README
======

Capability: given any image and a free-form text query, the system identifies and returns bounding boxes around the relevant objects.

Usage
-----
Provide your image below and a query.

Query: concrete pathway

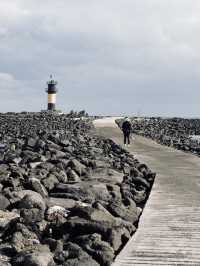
[93,117,123,128]
[94,118,200,266]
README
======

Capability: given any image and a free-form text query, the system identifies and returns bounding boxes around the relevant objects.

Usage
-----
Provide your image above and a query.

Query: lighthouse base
[48,103,56,111]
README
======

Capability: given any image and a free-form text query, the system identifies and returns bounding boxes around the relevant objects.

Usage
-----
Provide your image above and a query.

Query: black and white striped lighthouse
[46,75,58,111]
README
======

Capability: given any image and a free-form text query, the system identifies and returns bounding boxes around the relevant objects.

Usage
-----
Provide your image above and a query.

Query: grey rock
[94,160,110,169]
[132,176,150,189]
[108,198,139,223]
[0,210,20,236]
[42,174,59,191]
[47,197,77,209]
[35,139,46,150]
[74,233,114,266]
[11,226,39,252]
[10,190,42,204]
[52,150,66,158]
[47,141,62,151]
[18,192,46,211]
[71,203,115,224]
[106,184,122,200]
[55,242,99,266]
[29,162,43,169]
[29,178,48,197]
[0,254,11,266]
[63,216,134,251]
[26,137,37,148]
[0,195,10,210]
[107,225,131,251]
[39,162,55,172]
[67,168,81,183]
[68,159,86,176]
[132,187,147,204]
[56,170,68,183]
[90,183,112,202]
[53,183,95,202]
[20,208,45,224]
[13,251,55,266]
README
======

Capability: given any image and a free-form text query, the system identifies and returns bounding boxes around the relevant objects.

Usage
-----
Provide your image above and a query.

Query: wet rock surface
[0,112,155,265]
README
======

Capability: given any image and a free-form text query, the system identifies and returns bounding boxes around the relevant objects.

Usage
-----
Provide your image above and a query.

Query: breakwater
[117,117,200,156]
[0,113,155,266]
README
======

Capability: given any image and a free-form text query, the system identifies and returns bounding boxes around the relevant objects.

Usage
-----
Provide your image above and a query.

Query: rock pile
[0,112,155,266]
[117,117,200,155]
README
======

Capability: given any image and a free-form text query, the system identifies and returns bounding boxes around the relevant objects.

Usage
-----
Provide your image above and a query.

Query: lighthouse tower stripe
[48,93,56,104]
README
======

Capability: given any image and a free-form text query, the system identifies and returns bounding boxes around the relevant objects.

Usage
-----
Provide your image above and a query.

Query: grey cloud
[0,0,200,116]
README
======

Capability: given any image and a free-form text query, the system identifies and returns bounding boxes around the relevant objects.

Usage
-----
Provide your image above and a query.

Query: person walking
[122,117,132,146]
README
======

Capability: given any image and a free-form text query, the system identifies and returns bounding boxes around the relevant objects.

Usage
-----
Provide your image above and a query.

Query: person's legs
[127,133,130,145]
[123,132,126,144]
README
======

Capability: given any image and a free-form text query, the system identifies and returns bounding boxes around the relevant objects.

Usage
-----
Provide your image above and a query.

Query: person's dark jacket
[122,121,132,134]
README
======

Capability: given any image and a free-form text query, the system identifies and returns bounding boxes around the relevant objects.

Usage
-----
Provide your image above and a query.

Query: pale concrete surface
[93,117,123,128]
[94,118,200,266]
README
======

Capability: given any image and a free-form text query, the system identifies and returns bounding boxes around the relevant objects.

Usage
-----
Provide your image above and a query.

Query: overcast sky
[0,0,200,116]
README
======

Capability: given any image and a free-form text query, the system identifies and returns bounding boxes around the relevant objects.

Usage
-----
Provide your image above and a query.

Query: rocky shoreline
[0,113,155,266]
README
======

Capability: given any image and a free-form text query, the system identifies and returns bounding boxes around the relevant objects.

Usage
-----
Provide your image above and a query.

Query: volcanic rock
[11,224,40,252]
[42,174,59,191]
[68,159,87,176]
[29,178,48,197]
[0,112,155,265]
[74,233,114,266]
[18,191,46,211]
[66,168,81,183]
[107,198,139,223]
[0,210,20,237]
[12,250,55,266]
[0,195,10,210]
[54,242,99,266]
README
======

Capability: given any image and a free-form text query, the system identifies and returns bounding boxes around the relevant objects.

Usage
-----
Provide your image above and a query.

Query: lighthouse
[46,75,58,111]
